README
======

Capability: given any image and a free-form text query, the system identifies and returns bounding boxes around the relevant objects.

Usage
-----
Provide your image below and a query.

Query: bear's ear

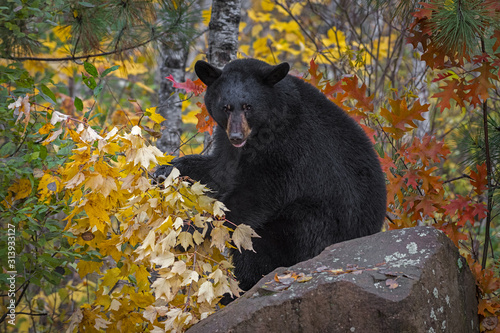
[195,60,222,86]
[263,62,290,86]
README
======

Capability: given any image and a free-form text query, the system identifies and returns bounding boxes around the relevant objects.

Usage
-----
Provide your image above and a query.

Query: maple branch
[443,174,472,184]
[15,312,48,316]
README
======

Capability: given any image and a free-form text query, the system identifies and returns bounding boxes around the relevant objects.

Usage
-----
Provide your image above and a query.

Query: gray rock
[187,226,478,333]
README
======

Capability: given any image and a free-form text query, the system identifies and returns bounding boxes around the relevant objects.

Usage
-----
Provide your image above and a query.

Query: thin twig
[480,38,493,269]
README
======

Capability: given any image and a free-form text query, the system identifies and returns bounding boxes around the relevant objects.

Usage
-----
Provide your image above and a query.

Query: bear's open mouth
[231,139,247,148]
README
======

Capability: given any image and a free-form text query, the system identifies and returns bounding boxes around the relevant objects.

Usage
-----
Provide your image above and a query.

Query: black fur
[156,59,387,295]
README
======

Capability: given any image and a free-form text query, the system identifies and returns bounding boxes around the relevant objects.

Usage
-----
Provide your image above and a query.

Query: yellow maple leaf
[147,107,166,124]
[197,281,216,304]
[180,270,199,288]
[9,178,32,201]
[41,128,63,146]
[261,0,275,11]
[94,292,111,310]
[135,265,150,289]
[171,260,187,275]
[210,227,230,252]
[65,172,86,189]
[37,173,61,201]
[83,199,110,233]
[177,232,194,251]
[101,267,122,287]
[151,277,173,301]
[38,123,55,135]
[76,260,103,278]
[129,290,154,308]
[151,251,175,268]
[232,224,260,252]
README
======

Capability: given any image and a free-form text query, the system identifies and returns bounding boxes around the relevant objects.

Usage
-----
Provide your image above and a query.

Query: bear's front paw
[152,164,174,185]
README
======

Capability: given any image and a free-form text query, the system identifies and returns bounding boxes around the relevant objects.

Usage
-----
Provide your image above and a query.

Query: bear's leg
[154,155,226,194]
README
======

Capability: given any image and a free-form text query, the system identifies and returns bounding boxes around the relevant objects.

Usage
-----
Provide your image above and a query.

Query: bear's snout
[226,112,251,148]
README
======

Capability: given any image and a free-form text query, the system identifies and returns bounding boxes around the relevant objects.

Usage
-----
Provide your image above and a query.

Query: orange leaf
[340,76,374,113]
[470,163,488,195]
[471,264,500,295]
[195,103,216,135]
[432,79,466,111]
[306,58,323,87]
[380,99,427,139]
[470,61,498,103]
[436,222,467,247]
[478,299,499,316]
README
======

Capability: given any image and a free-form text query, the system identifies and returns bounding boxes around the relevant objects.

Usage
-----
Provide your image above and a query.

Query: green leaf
[78,1,95,7]
[38,91,56,105]
[40,84,57,103]
[101,65,119,77]
[82,75,97,90]
[74,96,83,112]
[0,142,16,156]
[93,82,104,96]
[84,62,98,78]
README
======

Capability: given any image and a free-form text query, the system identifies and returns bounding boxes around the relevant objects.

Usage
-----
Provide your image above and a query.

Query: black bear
[155,58,386,297]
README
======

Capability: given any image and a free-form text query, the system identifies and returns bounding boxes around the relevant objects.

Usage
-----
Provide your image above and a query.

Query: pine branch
[0,36,156,62]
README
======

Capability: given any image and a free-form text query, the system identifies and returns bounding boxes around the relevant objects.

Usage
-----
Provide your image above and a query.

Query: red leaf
[443,195,470,216]
[492,29,500,52]
[431,72,453,83]
[470,163,488,195]
[460,204,486,226]
[400,135,450,167]
[379,154,396,174]
[405,169,420,189]
[322,80,343,98]
[165,75,206,96]
[436,222,467,247]
[472,53,491,65]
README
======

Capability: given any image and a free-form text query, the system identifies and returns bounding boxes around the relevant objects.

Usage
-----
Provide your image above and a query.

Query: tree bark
[203,0,241,151]
[206,0,241,68]
[156,38,188,156]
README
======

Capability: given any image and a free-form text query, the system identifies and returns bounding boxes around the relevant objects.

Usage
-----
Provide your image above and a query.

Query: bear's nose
[229,132,244,143]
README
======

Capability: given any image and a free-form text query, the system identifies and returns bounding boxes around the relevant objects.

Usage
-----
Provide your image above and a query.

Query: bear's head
[195,59,290,148]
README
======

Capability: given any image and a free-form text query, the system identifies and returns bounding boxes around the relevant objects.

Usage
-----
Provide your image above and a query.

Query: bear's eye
[223,104,232,113]
[242,104,252,111]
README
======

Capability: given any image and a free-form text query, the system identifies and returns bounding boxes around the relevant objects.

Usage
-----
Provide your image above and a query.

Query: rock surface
[187,226,478,333]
